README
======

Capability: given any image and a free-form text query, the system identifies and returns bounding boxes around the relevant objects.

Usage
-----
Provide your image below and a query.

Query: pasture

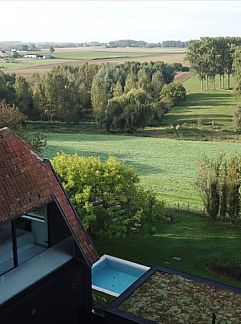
[43,132,241,209]
[141,75,239,141]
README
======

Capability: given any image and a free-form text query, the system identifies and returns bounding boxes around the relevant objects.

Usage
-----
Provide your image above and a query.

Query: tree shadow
[44,145,162,176]
[183,92,234,107]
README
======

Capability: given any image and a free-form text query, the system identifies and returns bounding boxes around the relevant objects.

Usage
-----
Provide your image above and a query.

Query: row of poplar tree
[186,37,241,90]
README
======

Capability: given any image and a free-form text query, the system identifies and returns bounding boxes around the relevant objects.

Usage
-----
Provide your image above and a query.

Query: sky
[1,1,241,43]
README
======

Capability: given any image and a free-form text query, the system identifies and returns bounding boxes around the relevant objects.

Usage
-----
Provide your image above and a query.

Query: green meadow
[43,132,241,209]
[40,75,241,209]
[96,212,241,288]
[141,75,239,141]
[38,73,241,287]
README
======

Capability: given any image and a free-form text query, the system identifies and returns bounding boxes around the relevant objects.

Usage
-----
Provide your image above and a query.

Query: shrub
[233,105,241,129]
[0,100,46,154]
[52,154,164,238]
[99,89,153,133]
[196,155,222,221]
[160,82,186,105]
[0,100,26,130]
[196,154,241,223]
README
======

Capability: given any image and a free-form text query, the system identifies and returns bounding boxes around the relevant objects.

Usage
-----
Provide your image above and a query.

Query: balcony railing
[0,237,73,304]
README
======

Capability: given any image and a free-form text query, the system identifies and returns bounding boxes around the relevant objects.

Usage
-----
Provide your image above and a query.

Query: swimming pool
[92,255,150,297]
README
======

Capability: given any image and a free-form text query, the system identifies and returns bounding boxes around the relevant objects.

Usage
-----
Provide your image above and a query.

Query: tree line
[186,37,241,90]
[107,39,188,48]
[0,61,186,132]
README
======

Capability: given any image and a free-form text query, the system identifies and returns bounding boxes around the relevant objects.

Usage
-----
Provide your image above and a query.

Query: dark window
[16,207,48,265]
[0,221,14,275]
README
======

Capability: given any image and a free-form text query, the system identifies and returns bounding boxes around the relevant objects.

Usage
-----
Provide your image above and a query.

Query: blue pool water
[92,255,149,295]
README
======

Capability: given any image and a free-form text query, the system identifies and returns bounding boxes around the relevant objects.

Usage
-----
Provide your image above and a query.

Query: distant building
[23,53,38,58]
[0,51,9,58]
[23,54,53,59]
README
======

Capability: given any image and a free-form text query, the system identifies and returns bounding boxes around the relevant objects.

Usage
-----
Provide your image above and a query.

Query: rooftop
[0,127,98,266]
[107,266,241,323]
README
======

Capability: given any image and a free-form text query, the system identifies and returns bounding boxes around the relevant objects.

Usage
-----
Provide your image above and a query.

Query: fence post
[212,313,216,324]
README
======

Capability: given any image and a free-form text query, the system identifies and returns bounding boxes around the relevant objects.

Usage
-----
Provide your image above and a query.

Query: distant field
[1,47,186,82]
[43,133,241,209]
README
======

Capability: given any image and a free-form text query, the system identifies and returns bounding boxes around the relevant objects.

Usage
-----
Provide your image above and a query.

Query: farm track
[174,71,193,83]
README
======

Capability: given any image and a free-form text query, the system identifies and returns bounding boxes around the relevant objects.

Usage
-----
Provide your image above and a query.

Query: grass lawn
[95,211,241,288]
[43,132,241,209]
[140,75,241,141]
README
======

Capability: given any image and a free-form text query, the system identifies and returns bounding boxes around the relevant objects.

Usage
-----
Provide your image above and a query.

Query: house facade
[0,128,99,324]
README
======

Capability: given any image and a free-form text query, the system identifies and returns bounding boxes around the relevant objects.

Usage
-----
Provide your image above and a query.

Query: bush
[0,100,46,154]
[172,63,190,72]
[196,154,241,223]
[160,82,186,105]
[233,105,241,129]
[0,100,26,130]
[52,154,165,238]
[208,257,241,280]
[99,89,153,133]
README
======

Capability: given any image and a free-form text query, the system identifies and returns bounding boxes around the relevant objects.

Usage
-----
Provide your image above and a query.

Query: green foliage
[91,61,175,132]
[52,153,164,238]
[196,155,222,220]
[96,211,241,288]
[196,154,241,223]
[160,82,186,105]
[25,131,47,154]
[226,157,241,223]
[233,105,241,129]
[0,100,26,130]
[33,64,99,122]
[14,76,36,119]
[0,71,36,120]
[186,37,241,90]
[100,89,153,133]
[0,71,16,104]
[44,132,241,210]
[0,100,46,154]
[233,47,241,102]
[33,68,82,122]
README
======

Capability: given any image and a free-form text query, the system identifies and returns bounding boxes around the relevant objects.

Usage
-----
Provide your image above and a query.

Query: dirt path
[174,72,193,83]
